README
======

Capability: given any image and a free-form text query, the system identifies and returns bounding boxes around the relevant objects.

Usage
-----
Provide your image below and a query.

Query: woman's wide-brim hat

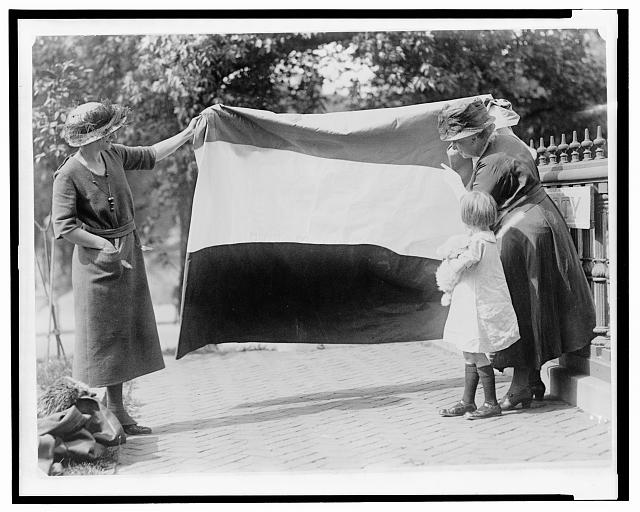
[62,101,129,147]
[438,98,496,142]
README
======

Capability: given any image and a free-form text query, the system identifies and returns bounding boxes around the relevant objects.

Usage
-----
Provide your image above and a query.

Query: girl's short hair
[460,191,498,230]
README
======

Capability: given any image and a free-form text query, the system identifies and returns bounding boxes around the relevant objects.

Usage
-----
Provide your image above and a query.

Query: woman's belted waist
[82,220,136,238]
[501,185,547,213]
[496,185,548,227]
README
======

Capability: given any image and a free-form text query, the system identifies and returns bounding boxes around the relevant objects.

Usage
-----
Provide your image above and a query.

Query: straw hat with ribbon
[62,101,129,147]
[437,98,496,142]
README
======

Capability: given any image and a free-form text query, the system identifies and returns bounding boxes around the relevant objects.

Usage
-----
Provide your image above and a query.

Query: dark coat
[468,134,596,369]
[52,145,165,386]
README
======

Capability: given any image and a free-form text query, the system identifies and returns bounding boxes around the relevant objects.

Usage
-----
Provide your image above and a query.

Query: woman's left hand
[185,115,201,136]
[152,115,202,161]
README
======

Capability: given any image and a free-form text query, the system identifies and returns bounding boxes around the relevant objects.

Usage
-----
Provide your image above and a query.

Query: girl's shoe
[439,401,476,417]
[499,387,533,411]
[530,381,546,401]
[464,402,502,420]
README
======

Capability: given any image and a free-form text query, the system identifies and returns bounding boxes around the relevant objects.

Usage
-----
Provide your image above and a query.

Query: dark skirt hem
[492,335,595,371]
[76,360,166,388]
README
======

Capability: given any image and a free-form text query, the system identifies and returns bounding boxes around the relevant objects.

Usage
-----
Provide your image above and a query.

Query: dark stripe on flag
[176,243,448,359]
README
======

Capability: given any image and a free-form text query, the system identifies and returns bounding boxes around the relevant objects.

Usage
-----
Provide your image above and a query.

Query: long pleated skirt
[71,230,165,387]
[492,195,596,370]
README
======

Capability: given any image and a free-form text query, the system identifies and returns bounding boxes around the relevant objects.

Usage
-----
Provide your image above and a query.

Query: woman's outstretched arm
[152,116,200,162]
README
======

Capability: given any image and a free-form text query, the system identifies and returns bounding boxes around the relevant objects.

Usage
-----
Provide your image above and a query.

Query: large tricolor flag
[176,97,486,359]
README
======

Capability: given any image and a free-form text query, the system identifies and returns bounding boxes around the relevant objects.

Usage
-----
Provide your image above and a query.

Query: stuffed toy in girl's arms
[435,234,472,306]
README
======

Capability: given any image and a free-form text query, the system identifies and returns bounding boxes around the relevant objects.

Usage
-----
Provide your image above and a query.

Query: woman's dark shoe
[464,402,502,420]
[530,381,546,401]
[123,424,152,435]
[499,387,533,411]
[439,401,476,417]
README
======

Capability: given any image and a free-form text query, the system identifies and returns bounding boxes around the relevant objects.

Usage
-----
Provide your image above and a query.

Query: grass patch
[192,344,221,355]
[191,342,282,355]
[36,356,72,390]
[56,446,120,476]
[229,343,280,352]
[162,342,292,358]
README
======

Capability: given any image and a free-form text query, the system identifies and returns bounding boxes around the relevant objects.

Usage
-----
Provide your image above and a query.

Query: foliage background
[32,29,607,311]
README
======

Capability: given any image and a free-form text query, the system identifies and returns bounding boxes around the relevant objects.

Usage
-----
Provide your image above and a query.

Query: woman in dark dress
[52,101,199,435]
[437,98,596,409]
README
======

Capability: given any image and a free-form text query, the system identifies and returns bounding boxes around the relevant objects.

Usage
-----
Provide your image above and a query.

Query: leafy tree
[349,29,607,141]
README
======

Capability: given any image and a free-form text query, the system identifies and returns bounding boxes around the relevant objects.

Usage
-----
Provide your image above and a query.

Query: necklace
[90,172,115,213]
[79,153,115,213]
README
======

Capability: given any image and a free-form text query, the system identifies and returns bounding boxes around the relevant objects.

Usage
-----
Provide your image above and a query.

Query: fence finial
[569,131,581,163]
[537,137,548,166]
[558,133,569,163]
[594,126,606,159]
[548,135,558,164]
[581,128,593,161]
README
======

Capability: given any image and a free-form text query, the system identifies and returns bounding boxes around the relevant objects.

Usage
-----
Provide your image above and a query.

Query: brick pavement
[116,342,611,474]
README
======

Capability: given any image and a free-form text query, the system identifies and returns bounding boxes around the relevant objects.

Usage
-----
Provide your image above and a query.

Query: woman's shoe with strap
[123,424,152,435]
[499,387,533,411]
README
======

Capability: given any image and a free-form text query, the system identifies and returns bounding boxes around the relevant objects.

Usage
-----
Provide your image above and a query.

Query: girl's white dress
[441,231,520,353]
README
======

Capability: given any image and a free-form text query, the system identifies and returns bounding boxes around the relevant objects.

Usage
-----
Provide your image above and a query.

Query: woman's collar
[473,133,496,168]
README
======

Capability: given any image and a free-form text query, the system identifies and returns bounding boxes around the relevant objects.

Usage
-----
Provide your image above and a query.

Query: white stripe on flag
[189,141,467,259]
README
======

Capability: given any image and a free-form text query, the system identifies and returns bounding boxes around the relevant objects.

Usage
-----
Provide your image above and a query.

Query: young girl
[436,191,520,420]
